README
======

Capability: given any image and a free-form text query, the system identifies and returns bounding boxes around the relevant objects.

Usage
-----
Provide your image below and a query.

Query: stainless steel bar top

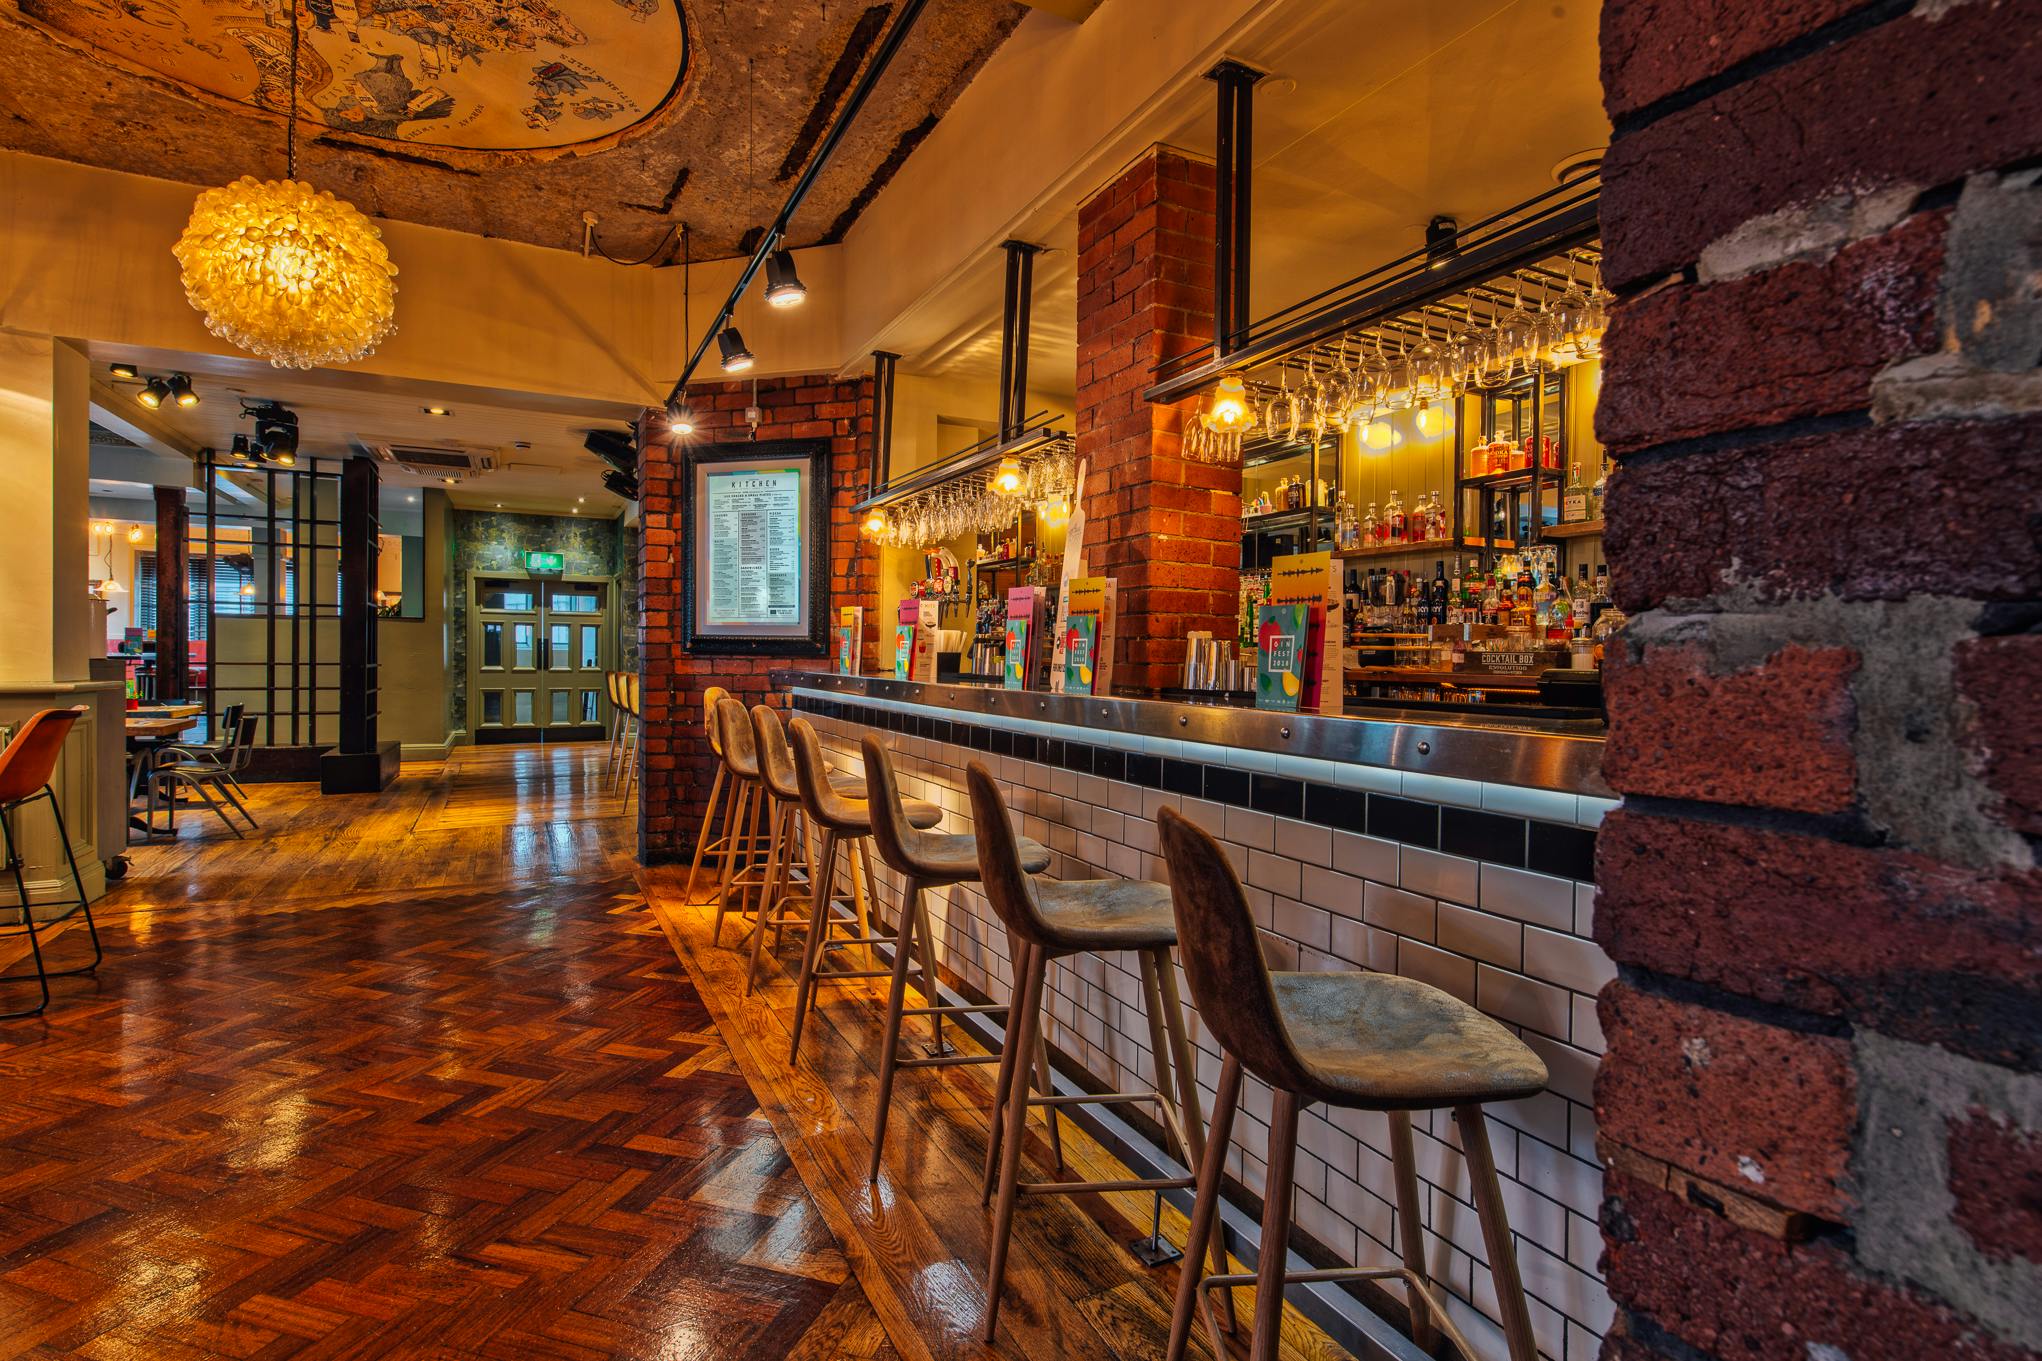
[771,671,1611,799]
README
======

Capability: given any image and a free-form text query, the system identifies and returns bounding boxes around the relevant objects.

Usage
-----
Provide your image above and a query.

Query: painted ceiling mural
[0,0,1025,258]
[16,0,687,153]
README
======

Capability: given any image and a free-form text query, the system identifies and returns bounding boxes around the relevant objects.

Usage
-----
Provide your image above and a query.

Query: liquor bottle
[1386,491,1407,543]
[1590,459,1608,520]
[1562,461,1589,523]
[1369,500,1386,544]
[1431,560,1449,625]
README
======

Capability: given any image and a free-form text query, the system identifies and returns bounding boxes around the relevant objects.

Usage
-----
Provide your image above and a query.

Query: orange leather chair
[0,707,104,1018]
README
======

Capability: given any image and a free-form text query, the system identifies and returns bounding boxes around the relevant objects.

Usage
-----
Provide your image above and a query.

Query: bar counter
[773,670,1616,1360]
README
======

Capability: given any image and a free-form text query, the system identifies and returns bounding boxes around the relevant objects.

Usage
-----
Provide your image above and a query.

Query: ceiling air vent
[361,441,498,480]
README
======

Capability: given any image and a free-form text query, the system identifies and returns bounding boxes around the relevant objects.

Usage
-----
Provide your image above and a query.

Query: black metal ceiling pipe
[1210,60,1263,358]
[870,349,899,491]
[665,0,930,403]
[996,240,1043,440]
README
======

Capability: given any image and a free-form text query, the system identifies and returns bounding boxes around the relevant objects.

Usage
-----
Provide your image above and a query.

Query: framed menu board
[680,440,830,657]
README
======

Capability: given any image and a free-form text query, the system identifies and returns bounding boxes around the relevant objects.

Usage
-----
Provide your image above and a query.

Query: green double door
[470,574,615,743]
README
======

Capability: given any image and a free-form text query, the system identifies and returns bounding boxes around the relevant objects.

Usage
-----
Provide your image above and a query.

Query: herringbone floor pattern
[0,746,897,1359]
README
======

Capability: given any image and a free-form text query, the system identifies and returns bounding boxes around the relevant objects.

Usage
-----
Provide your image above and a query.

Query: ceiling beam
[1014,0,1102,20]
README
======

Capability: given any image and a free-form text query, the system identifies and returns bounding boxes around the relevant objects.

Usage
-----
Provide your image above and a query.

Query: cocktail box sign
[1061,577,1115,696]
[835,606,863,675]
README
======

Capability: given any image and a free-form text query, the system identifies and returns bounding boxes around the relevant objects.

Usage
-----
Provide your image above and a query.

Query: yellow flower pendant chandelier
[173,5,397,369]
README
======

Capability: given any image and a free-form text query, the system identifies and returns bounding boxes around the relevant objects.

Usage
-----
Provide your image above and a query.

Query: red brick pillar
[634,374,878,863]
[1593,6,2042,1360]
[1076,146,1238,691]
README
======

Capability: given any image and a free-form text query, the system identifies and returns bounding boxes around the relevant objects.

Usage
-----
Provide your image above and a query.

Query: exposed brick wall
[635,374,877,861]
[1595,5,2042,1360]
[1075,146,1239,690]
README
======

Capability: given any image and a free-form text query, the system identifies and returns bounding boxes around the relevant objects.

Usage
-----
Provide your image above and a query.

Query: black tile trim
[1528,820,1597,881]
[1367,794,1441,850]
[1251,774,1304,819]
[1203,765,1251,807]
[1441,806,1528,868]
[1304,782,1365,831]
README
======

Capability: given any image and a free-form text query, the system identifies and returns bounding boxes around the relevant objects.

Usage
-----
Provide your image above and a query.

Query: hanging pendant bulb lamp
[718,327,755,372]
[173,3,396,369]
[764,249,807,308]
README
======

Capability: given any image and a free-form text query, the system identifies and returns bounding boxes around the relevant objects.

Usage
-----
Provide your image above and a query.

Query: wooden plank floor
[643,868,1350,1361]
[0,744,899,1359]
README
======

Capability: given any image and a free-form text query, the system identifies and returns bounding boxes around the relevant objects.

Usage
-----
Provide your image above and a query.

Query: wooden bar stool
[603,673,629,788]
[618,673,643,811]
[1156,806,1549,1361]
[966,761,1230,1343]
[744,703,873,994]
[709,696,774,946]
[683,685,732,900]
[782,715,941,1062]
[858,735,1053,1184]
[0,707,103,1020]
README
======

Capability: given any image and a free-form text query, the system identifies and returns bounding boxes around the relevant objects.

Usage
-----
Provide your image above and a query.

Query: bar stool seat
[894,830,1050,880]
[1030,876,1176,949]
[1268,972,1547,1108]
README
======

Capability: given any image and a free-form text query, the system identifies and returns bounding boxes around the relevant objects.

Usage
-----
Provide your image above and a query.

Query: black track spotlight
[583,428,638,475]
[1426,214,1460,268]
[109,362,140,380]
[601,467,639,501]
[665,395,697,436]
[717,326,755,373]
[137,378,171,410]
[166,373,200,408]
[764,249,807,308]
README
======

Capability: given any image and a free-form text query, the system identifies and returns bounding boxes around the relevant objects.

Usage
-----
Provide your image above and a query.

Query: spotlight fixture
[440,476,457,485]
[601,467,639,501]
[239,401,299,464]
[137,378,171,410]
[583,429,637,475]
[166,373,200,408]
[109,362,140,380]
[764,249,807,308]
[421,405,452,417]
[1426,215,1459,268]
[273,449,297,468]
[665,395,697,436]
[717,326,755,373]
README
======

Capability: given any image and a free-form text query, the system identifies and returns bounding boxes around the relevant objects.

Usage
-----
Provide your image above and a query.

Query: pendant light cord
[285,0,299,180]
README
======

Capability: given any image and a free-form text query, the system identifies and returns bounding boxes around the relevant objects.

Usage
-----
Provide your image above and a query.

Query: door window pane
[513,690,534,725]
[482,622,503,669]
[547,584,602,613]
[481,582,536,611]
[579,625,599,669]
[581,690,599,723]
[513,624,536,669]
[482,691,503,725]
[549,624,571,670]
[550,690,570,724]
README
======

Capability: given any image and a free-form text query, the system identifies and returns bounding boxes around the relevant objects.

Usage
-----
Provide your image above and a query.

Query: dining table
[125,710,201,839]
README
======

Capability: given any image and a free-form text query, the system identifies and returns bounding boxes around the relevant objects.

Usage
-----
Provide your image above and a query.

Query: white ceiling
[85,341,641,517]
[906,0,1607,393]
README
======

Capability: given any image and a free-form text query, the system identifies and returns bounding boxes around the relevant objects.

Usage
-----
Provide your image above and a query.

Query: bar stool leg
[981,940,1035,1205]
[0,805,52,1019]
[1153,948,1233,1324]
[1389,1111,1441,1353]
[1249,1089,1302,1361]
[1167,1052,1243,1361]
[1457,1105,1540,1361]
[911,885,952,1056]
[787,830,841,1062]
[867,873,926,1183]
[684,764,726,900]
[712,780,754,943]
[746,800,798,995]
[983,943,1050,1342]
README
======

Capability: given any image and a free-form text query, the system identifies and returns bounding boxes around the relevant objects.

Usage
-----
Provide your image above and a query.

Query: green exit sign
[525,551,565,573]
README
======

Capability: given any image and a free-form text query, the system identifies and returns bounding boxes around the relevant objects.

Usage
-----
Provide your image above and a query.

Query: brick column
[1075,146,1239,691]
[635,374,877,863]
[1594,6,2042,1360]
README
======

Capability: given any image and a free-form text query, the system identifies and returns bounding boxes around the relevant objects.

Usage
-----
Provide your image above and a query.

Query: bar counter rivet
[1418,741,1431,755]
[1280,726,1291,739]
[1178,715,1188,726]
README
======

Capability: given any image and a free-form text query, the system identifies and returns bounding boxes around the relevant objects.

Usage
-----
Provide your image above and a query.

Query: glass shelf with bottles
[1331,487,1453,555]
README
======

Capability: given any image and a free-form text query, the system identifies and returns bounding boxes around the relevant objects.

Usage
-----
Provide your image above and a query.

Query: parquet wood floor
[0,745,899,1360]
[643,871,1350,1361]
